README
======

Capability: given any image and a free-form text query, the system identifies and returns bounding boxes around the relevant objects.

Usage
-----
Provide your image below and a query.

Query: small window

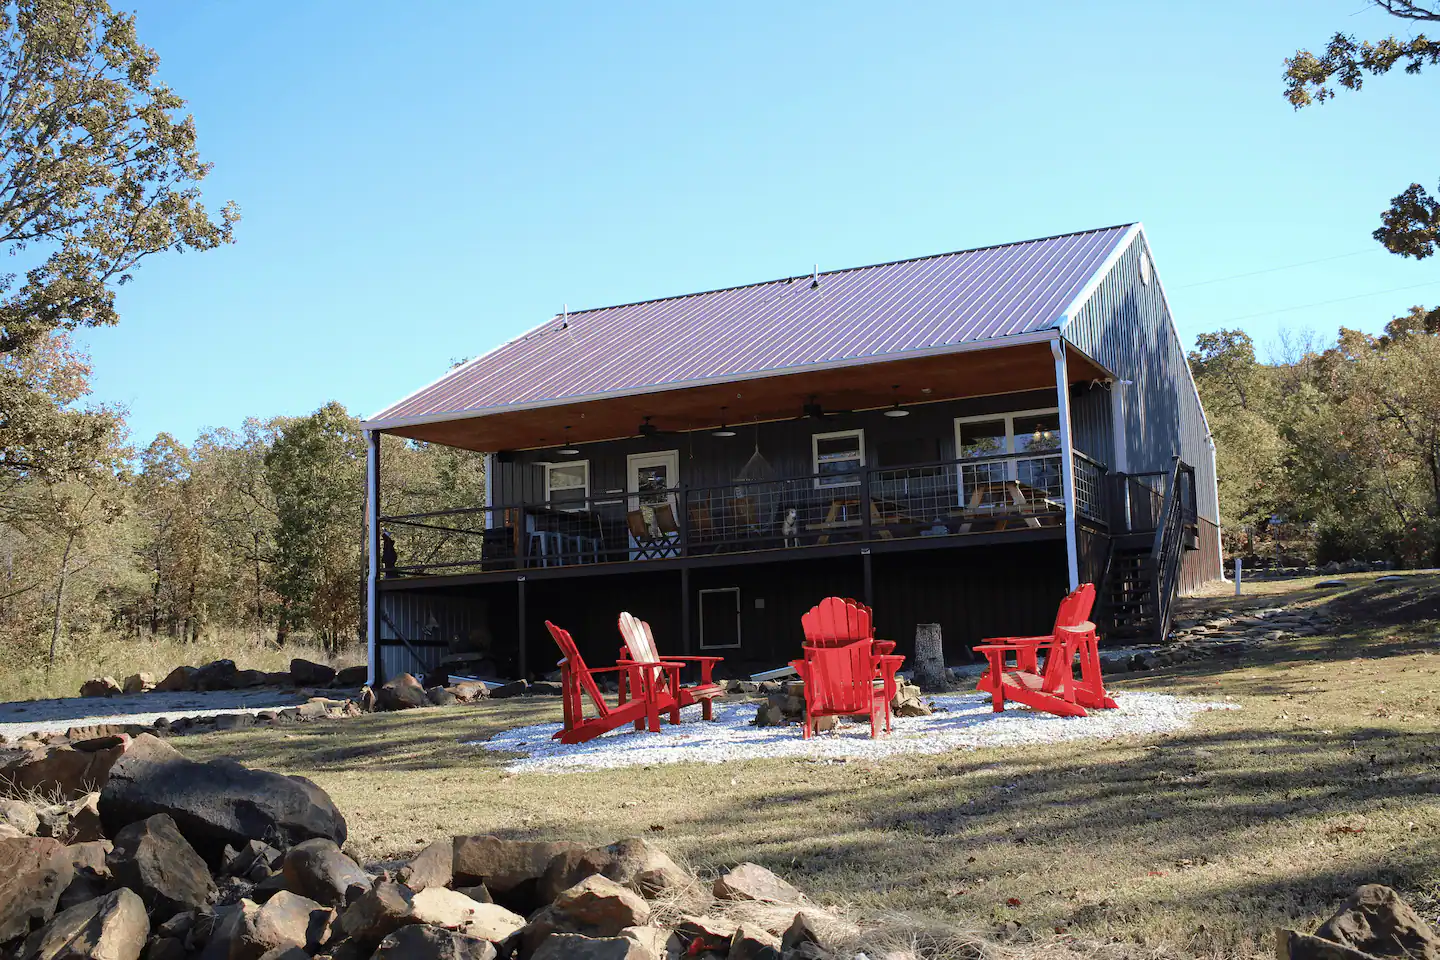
[1012,412,1061,454]
[544,461,589,508]
[1139,251,1152,285]
[812,429,865,487]
[957,419,1007,460]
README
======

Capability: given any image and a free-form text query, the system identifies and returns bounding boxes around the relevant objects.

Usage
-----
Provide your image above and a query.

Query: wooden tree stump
[913,623,948,690]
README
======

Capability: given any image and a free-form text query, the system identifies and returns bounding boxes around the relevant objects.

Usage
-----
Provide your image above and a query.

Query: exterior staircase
[1099,459,1199,644]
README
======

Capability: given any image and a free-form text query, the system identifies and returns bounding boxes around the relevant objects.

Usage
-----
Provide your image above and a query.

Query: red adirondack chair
[545,621,678,744]
[973,584,1117,718]
[801,597,896,656]
[975,583,1096,693]
[616,612,724,723]
[789,639,904,738]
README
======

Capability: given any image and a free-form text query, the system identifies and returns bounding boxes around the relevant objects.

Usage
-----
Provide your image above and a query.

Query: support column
[1051,339,1081,590]
[680,567,692,654]
[517,577,528,680]
[365,431,380,686]
[1207,434,1224,574]
[1111,379,1131,532]
[861,548,873,607]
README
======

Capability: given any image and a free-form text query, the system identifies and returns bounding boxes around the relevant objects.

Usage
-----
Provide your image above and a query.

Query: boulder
[193,660,242,691]
[65,840,111,879]
[289,660,336,687]
[373,925,497,960]
[619,927,673,960]
[0,797,39,835]
[729,926,781,960]
[0,739,127,800]
[781,913,825,955]
[223,840,282,879]
[452,836,584,896]
[36,792,104,842]
[335,665,368,687]
[79,677,122,698]
[454,885,492,904]
[109,814,216,918]
[18,889,149,960]
[122,674,155,695]
[490,681,527,699]
[234,670,269,689]
[427,687,458,707]
[551,876,650,936]
[1277,930,1377,960]
[673,916,735,956]
[155,667,197,693]
[531,934,652,960]
[713,864,801,905]
[1314,885,1439,960]
[397,839,452,892]
[100,734,348,859]
[411,889,523,941]
[280,838,370,907]
[752,703,786,727]
[891,683,932,718]
[213,714,254,732]
[450,682,489,702]
[540,838,689,903]
[378,674,427,711]
[146,938,187,960]
[337,881,414,945]
[0,837,74,944]
[206,893,334,960]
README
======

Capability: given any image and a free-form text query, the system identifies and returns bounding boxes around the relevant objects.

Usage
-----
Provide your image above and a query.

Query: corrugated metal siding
[1179,518,1223,595]
[1064,235,1219,523]
[371,226,1135,425]
[1070,383,1113,463]
[375,591,490,683]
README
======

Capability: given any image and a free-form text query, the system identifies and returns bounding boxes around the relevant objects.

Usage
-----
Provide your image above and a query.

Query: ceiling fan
[636,416,679,438]
[798,395,853,421]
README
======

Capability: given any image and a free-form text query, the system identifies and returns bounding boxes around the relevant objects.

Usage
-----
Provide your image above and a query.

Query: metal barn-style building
[361,223,1222,683]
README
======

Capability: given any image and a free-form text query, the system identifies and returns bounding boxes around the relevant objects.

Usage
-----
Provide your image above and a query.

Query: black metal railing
[378,450,1108,577]
[1150,458,1198,641]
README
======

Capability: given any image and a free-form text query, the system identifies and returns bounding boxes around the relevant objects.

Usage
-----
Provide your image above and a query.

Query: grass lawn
[184,572,1440,960]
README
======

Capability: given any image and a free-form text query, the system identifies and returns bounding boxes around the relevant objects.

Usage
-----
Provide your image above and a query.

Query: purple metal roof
[369,224,1135,425]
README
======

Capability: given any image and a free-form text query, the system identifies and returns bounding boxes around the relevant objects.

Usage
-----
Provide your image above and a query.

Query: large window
[543,460,590,508]
[812,429,865,488]
[954,410,1062,507]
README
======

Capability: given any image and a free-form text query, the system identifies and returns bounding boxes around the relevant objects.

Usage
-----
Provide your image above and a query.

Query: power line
[1214,278,1440,323]
[1176,249,1380,289]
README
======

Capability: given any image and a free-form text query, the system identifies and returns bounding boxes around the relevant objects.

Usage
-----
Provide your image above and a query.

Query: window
[812,429,865,488]
[1139,251,1152,285]
[543,460,590,508]
[953,409,1062,507]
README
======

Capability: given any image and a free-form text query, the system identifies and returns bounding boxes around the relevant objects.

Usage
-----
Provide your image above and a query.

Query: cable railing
[378,450,1112,577]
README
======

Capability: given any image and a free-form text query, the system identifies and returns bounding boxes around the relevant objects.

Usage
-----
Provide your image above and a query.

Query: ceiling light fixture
[711,406,737,438]
[557,426,580,456]
[883,385,910,418]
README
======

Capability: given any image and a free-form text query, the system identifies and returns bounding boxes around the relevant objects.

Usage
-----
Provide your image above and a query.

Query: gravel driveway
[0,688,310,739]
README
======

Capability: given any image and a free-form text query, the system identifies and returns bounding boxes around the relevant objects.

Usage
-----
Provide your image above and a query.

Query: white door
[626,450,680,557]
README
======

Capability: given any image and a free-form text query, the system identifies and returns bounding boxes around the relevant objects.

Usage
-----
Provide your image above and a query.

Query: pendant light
[711,406,737,438]
[883,385,910,418]
[557,426,580,456]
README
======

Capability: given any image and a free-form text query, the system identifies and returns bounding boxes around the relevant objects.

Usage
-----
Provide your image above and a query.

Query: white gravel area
[471,691,1239,773]
[0,689,309,739]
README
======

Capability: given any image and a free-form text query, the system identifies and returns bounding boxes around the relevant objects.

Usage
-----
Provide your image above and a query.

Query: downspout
[1207,433,1223,575]
[1110,379,1132,532]
[365,430,380,687]
[1051,338,1081,590]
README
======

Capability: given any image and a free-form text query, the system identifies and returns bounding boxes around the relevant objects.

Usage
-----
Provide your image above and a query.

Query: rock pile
[81,660,368,699]
[0,736,851,960]
[1105,604,1335,673]
[1278,884,1439,960]
[749,681,932,729]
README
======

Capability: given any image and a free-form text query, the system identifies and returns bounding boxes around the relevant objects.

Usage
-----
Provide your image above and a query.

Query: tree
[0,0,237,480]
[1285,2,1440,257]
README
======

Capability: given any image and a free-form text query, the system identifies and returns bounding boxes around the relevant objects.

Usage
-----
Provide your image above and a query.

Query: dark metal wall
[1064,233,1219,524]
[491,388,1112,505]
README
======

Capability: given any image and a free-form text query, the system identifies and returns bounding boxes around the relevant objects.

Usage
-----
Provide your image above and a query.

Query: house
[360,223,1221,684]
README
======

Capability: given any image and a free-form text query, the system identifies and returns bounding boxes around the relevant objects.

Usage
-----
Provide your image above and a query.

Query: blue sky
[84,1,1440,446]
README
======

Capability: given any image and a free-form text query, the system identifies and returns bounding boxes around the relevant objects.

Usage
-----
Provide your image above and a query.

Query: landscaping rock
[79,677,122,698]
[193,660,241,692]
[207,893,334,960]
[752,703,786,727]
[109,814,216,919]
[337,880,414,944]
[290,660,336,687]
[397,839,452,892]
[540,838,689,903]
[0,796,39,835]
[1,740,127,799]
[378,674,427,711]
[100,734,348,859]
[490,681,527,699]
[891,683,932,718]
[335,665,368,687]
[673,916,736,956]
[213,714,255,732]
[452,836,584,896]
[531,934,651,960]
[427,687,459,707]
[223,841,283,879]
[18,888,149,960]
[1314,884,1439,960]
[121,673,155,695]
[713,864,801,904]
[65,840,111,879]
[372,924,497,960]
[36,792,103,842]
[155,667,197,692]
[619,927,673,960]
[0,837,74,944]
[455,885,492,904]
[234,670,269,689]
[551,876,650,936]
[412,889,522,941]
[281,838,371,907]
[450,682,489,702]
[781,913,825,955]
[729,925,781,960]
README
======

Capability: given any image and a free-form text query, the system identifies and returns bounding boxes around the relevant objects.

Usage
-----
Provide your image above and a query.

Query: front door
[626,450,680,558]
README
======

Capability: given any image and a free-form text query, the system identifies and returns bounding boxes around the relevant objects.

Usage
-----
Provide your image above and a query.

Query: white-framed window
[812,429,865,488]
[1139,250,1153,285]
[542,460,590,509]
[953,409,1062,508]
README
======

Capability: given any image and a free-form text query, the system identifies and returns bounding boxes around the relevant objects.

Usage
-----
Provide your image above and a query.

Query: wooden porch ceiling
[384,342,1110,452]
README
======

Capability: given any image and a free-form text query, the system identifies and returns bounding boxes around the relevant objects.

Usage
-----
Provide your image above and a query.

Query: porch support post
[365,430,380,686]
[861,547,873,607]
[680,567,692,654]
[517,576,528,680]
[1111,379,1131,532]
[1051,339,1081,590]
[1207,433,1224,574]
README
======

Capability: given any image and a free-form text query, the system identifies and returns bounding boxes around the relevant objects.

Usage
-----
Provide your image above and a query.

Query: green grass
[182,573,1440,960]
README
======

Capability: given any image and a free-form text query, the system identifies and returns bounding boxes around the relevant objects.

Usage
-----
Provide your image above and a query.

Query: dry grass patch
[184,574,1440,960]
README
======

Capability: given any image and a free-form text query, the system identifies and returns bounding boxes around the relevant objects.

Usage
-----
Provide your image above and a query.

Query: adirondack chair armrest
[979,634,1052,648]
[651,655,724,682]
[875,653,905,701]
[874,640,897,656]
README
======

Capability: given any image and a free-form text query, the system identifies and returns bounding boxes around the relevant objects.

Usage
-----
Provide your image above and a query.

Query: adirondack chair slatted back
[802,597,872,647]
[617,611,666,688]
[1053,583,1096,631]
[546,621,609,718]
[802,639,877,714]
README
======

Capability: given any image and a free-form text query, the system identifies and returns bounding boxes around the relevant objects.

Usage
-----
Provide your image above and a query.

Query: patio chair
[545,621,678,744]
[616,612,724,722]
[801,597,897,656]
[789,639,903,738]
[627,509,671,559]
[975,583,1095,692]
[974,621,1115,718]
